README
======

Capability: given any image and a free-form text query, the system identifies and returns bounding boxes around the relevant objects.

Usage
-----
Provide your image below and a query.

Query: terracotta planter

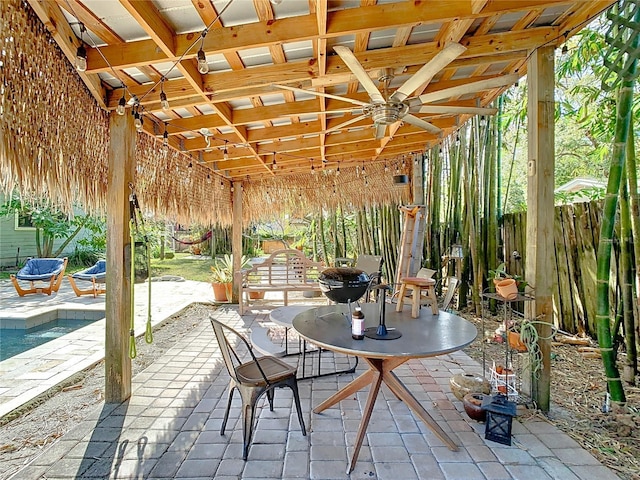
[212,282,232,302]
[495,278,518,300]
[249,291,265,300]
[449,373,491,401]
[508,331,527,352]
[463,393,487,422]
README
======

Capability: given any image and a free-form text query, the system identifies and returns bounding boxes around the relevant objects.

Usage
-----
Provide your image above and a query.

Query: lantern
[481,393,517,446]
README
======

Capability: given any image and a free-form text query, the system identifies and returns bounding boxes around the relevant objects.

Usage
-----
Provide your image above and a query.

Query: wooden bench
[237,249,324,315]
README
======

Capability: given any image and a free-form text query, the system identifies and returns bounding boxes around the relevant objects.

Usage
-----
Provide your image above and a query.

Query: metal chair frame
[209,316,306,460]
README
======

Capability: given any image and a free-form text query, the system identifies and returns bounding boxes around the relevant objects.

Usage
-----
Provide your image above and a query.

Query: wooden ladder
[394,205,426,295]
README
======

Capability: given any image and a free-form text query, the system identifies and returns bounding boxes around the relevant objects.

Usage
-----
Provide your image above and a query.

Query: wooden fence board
[500,200,625,337]
[553,206,573,332]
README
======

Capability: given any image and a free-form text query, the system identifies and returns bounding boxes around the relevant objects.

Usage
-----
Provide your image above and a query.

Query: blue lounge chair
[10,257,68,296]
[67,259,106,297]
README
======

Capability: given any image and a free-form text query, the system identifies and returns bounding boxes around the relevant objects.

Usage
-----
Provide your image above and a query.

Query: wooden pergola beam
[526,45,555,411]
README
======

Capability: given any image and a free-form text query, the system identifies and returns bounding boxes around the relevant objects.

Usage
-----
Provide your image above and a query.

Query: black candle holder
[364,284,401,340]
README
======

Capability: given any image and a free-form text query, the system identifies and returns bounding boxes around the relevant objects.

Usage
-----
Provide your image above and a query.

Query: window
[15,210,35,230]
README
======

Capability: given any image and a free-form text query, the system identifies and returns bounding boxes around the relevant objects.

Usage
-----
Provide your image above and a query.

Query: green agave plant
[210,254,251,284]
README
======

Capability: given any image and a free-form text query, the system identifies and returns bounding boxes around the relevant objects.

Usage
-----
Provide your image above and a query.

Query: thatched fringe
[0,0,232,225]
[242,162,411,225]
[0,0,109,214]
[0,0,410,228]
[135,135,232,227]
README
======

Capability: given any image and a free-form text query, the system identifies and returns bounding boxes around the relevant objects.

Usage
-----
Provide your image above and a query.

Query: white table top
[292,303,477,360]
[269,305,318,327]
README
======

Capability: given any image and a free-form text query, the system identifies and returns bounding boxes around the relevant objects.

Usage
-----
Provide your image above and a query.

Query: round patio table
[293,303,477,473]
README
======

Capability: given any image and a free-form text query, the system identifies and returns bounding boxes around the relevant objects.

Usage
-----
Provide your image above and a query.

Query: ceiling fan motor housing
[367,102,409,125]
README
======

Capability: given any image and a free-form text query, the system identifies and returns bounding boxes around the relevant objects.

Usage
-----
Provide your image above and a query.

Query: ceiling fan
[276,43,518,139]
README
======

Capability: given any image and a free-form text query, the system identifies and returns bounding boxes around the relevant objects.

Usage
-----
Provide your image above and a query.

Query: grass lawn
[0,253,213,282]
[150,253,212,282]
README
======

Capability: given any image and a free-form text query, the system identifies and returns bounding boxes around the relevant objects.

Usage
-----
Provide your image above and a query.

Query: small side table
[396,277,438,317]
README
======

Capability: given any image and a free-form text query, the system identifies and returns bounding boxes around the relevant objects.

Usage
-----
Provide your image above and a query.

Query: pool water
[0,318,99,362]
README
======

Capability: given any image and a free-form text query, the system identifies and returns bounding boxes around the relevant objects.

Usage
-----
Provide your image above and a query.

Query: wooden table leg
[313,369,375,413]
[347,364,382,473]
[382,366,458,451]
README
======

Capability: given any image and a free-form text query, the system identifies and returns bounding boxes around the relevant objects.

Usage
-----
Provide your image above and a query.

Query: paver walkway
[0,277,212,418]
[7,300,621,480]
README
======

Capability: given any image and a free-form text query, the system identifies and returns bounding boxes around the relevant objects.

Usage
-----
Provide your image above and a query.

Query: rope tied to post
[128,183,153,359]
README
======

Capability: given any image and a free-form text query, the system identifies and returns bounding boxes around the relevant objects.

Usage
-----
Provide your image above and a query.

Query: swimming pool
[0,310,104,362]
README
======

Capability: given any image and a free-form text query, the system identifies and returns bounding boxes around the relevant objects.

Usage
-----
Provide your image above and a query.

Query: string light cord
[136,0,234,104]
[63,0,235,108]
[513,2,616,76]
[63,0,423,180]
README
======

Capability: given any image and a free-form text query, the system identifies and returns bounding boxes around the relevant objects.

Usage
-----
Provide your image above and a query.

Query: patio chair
[67,259,106,297]
[355,254,383,301]
[10,257,68,297]
[209,316,306,460]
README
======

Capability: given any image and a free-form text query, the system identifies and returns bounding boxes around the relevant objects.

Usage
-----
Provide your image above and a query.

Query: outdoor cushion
[16,258,67,281]
[72,260,106,281]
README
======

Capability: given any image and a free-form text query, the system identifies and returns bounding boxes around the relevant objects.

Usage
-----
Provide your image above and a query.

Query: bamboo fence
[503,200,619,337]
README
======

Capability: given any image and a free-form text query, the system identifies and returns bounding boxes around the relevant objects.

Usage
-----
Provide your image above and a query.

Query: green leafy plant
[488,262,528,290]
[487,262,509,281]
[210,254,251,284]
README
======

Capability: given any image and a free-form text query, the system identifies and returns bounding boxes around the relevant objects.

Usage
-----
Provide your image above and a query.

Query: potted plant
[210,254,250,302]
[487,263,528,294]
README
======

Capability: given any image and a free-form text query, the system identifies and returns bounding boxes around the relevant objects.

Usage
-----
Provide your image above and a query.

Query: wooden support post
[231,180,243,303]
[412,153,424,205]
[526,45,555,411]
[105,111,135,403]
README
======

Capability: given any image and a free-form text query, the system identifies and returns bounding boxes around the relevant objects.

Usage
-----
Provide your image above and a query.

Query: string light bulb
[197,29,209,74]
[160,78,170,111]
[272,157,277,170]
[134,109,143,131]
[116,92,126,116]
[223,140,229,160]
[75,24,87,72]
[336,164,341,176]
[162,123,169,149]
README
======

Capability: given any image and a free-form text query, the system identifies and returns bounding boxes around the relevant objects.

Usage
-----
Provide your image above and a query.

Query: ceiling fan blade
[401,114,442,134]
[416,74,519,104]
[274,84,369,107]
[324,114,368,134]
[334,46,385,103]
[390,43,467,103]
[415,105,498,115]
[374,123,387,139]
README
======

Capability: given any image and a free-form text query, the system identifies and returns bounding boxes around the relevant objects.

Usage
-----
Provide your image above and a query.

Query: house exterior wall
[0,212,90,267]
[0,196,93,267]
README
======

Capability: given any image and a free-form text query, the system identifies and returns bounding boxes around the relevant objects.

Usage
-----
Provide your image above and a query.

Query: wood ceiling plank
[557,1,615,41]
[54,0,124,44]
[119,0,176,56]
[85,0,570,74]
